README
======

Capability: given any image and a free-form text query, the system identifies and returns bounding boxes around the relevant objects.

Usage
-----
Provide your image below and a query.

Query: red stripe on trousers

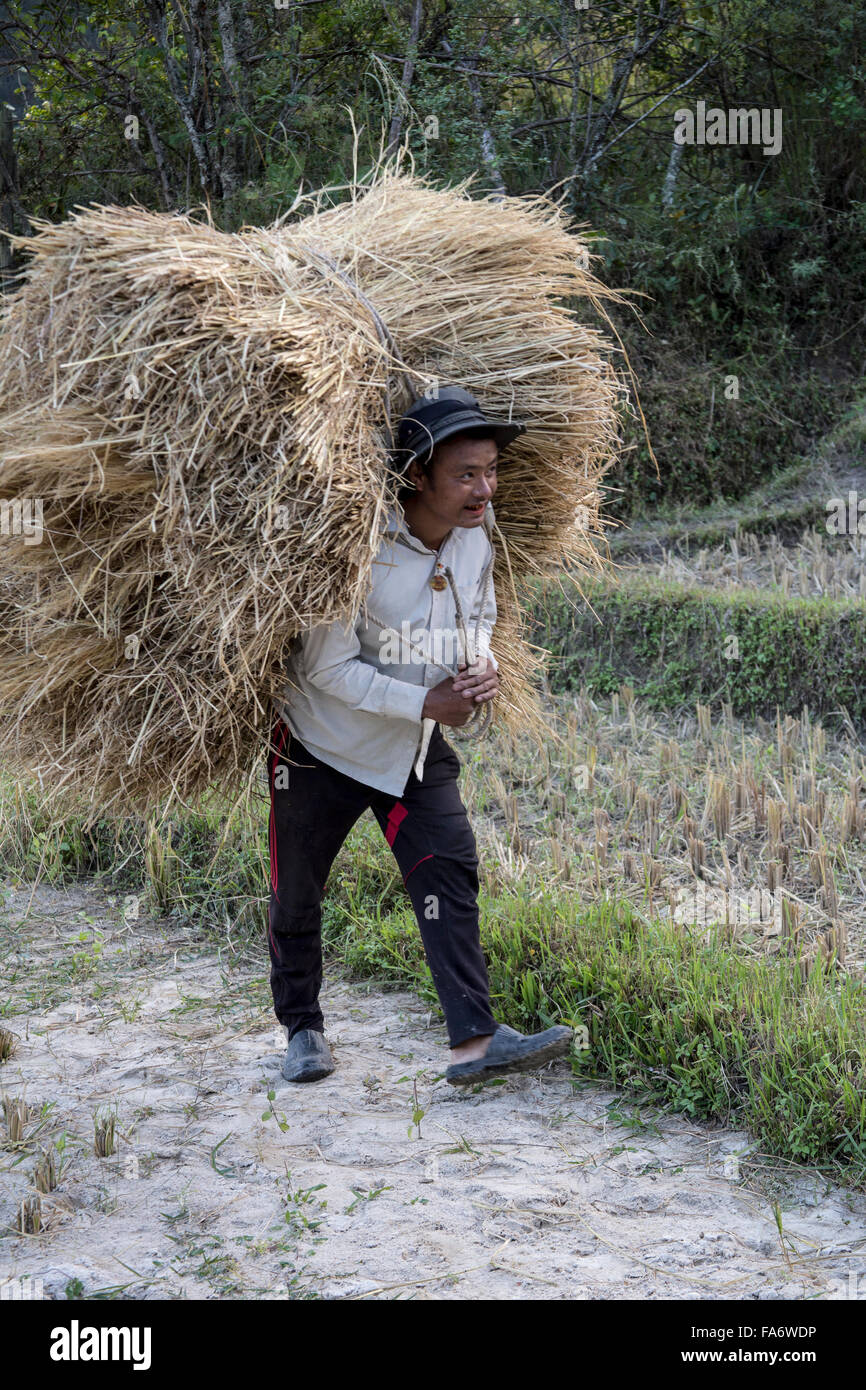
[403,852,433,886]
[385,800,409,846]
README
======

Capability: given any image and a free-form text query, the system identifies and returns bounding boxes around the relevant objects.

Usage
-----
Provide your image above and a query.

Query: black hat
[392,386,526,472]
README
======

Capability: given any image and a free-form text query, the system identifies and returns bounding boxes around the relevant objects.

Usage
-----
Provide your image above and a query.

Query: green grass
[606,496,828,556]
[533,573,866,725]
[319,865,866,1181]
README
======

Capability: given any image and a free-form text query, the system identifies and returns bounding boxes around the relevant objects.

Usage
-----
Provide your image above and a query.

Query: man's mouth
[464,503,485,514]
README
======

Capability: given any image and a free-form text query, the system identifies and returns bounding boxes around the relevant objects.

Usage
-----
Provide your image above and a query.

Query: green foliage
[320,862,866,1179]
[533,574,866,726]
[3,0,864,510]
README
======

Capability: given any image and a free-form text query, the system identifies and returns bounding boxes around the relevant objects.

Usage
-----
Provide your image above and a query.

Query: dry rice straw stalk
[0,166,628,818]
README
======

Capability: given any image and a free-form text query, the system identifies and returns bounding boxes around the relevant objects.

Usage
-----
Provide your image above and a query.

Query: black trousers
[265,715,499,1048]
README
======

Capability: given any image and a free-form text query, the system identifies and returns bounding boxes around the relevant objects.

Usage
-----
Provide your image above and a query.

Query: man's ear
[406,457,428,493]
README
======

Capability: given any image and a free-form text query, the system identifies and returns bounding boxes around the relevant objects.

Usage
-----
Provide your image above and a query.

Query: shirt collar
[385,500,495,553]
[385,501,449,556]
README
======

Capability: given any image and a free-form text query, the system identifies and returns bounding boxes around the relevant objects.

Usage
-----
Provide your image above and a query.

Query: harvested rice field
[2,681,866,1303]
[616,527,866,601]
[470,687,866,973]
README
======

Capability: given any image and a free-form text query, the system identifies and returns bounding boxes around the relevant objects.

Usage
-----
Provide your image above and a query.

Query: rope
[295,245,496,742]
[364,512,497,744]
[294,242,419,439]
[441,520,496,742]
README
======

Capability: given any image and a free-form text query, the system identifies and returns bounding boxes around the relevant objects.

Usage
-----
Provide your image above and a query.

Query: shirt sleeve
[300,618,429,723]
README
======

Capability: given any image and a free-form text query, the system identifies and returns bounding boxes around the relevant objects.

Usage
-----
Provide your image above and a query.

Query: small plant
[408,1077,425,1139]
[144,817,178,911]
[282,1168,327,1236]
[70,928,105,980]
[0,1027,18,1062]
[17,1193,43,1234]
[2,1095,32,1144]
[34,1145,57,1193]
[344,1180,392,1214]
[117,993,144,1024]
[442,1135,482,1157]
[606,1101,663,1139]
[93,1107,116,1158]
[773,1202,795,1272]
[261,1087,289,1133]
[94,1184,118,1215]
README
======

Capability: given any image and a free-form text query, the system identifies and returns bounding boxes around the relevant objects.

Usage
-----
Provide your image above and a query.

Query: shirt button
[430,575,447,591]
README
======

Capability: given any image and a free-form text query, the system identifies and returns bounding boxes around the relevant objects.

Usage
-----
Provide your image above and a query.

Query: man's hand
[452,656,499,704]
[422,659,500,727]
[422,677,477,727]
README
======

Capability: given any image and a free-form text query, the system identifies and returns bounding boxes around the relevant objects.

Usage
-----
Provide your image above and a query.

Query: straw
[0,168,625,817]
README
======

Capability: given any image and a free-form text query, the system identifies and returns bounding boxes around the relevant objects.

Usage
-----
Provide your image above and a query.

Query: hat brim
[395,412,526,468]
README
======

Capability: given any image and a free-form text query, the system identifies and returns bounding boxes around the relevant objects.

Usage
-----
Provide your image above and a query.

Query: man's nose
[474,477,495,499]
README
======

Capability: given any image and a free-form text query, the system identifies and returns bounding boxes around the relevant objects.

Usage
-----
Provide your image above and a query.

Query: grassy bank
[533,573,866,725]
[320,852,866,1179]
[606,391,866,551]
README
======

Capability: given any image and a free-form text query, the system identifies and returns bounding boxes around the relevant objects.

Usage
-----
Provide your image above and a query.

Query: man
[267,386,573,1085]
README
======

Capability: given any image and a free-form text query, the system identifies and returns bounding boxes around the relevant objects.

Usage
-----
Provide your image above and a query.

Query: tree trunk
[661,135,683,208]
[386,0,424,157]
[146,0,215,194]
[0,107,25,289]
[140,106,176,209]
[467,62,505,199]
[562,0,582,173]
[216,0,242,200]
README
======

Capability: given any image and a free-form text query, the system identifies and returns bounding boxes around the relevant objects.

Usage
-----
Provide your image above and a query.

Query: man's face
[407,434,499,530]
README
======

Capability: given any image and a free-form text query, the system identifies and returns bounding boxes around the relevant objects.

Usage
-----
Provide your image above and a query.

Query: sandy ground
[2,879,865,1301]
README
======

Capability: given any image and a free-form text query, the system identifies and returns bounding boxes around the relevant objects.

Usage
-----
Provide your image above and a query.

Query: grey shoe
[281,1028,335,1083]
[445,1023,573,1088]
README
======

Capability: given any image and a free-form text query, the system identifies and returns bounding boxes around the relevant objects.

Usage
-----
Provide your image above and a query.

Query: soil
[2,879,865,1301]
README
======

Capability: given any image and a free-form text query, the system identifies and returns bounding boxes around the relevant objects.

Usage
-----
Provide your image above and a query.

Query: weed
[93,1106,117,1158]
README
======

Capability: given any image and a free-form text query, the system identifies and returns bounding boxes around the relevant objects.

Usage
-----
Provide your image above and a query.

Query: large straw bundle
[0,168,624,819]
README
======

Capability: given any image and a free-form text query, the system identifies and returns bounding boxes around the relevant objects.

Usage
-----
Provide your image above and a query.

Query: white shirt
[273,500,498,795]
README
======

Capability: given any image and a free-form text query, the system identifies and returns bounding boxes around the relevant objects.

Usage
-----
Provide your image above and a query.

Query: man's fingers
[465,677,499,695]
[453,660,489,692]
[455,672,498,694]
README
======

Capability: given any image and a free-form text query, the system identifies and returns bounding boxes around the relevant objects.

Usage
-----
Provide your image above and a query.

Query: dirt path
[1,879,865,1301]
